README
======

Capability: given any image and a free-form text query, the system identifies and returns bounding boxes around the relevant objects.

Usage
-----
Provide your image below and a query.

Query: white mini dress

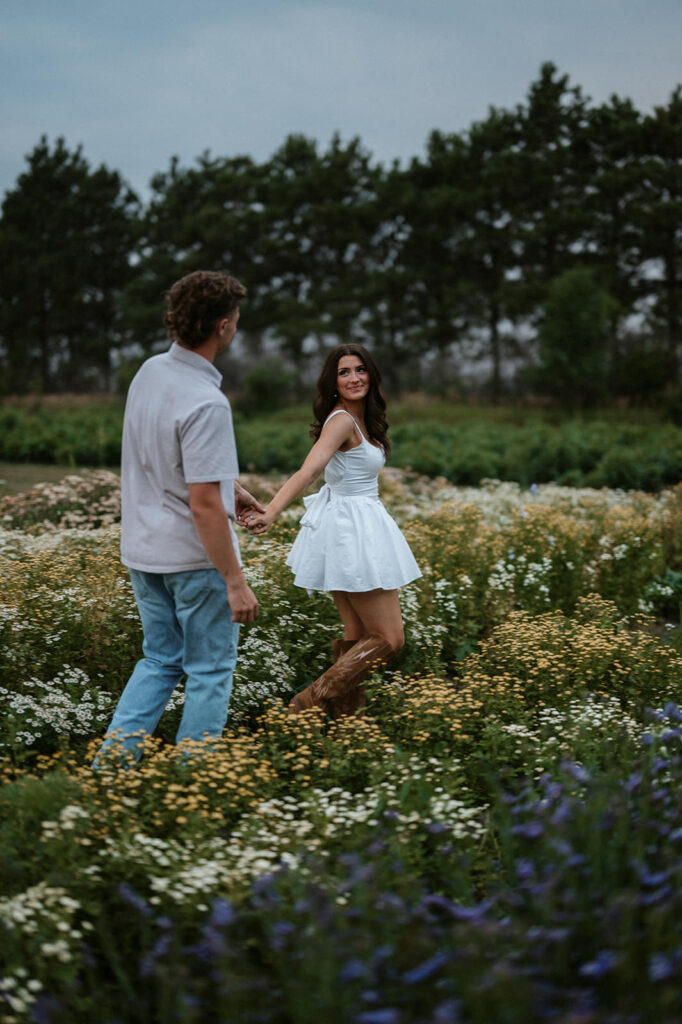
[286,410,422,593]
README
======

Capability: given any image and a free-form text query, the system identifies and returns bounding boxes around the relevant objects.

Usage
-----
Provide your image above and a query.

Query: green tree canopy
[0,136,139,393]
[638,87,682,360]
[1,65,681,401]
[534,267,612,407]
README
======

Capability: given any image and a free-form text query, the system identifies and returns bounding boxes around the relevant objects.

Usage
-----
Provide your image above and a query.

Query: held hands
[233,482,266,526]
[233,479,274,535]
[244,509,275,535]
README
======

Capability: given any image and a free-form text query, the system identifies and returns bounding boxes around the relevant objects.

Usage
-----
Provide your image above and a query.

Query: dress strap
[323,408,363,440]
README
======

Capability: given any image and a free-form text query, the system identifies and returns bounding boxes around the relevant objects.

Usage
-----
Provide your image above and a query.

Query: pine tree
[0,136,138,392]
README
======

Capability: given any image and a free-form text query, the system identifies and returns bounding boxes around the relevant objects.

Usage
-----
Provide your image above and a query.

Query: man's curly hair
[164,271,247,349]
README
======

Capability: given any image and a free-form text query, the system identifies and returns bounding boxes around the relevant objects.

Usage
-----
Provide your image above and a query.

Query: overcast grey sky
[1,0,680,200]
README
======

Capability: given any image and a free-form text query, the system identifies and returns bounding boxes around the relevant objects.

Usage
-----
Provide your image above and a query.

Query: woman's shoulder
[321,408,365,453]
[324,407,351,422]
[323,408,360,431]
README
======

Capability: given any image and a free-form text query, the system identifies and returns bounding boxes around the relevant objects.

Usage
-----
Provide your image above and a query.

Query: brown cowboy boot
[330,684,366,719]
[330,638,366,719]
[286,638,355,716]
[288,634,393,716]
[332,638,356,662]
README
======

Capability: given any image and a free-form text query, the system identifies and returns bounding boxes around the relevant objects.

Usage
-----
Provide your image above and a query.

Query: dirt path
[0,462,106,497]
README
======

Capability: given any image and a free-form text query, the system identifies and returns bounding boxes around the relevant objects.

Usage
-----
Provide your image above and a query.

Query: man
[96,270,260,763]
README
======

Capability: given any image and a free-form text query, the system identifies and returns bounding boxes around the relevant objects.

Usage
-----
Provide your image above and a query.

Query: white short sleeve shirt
[120,343,241,573]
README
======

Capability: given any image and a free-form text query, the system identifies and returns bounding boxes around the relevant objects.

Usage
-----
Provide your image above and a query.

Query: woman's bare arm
[248,414,355,533]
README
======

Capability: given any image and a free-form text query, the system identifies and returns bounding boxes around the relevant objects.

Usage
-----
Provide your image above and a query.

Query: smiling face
[336,354,369,403]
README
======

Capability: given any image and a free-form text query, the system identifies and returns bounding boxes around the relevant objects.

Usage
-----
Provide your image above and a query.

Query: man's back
[120,343,238,573]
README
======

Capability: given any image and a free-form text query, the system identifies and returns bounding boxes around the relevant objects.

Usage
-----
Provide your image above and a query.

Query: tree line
[0,63,680,404]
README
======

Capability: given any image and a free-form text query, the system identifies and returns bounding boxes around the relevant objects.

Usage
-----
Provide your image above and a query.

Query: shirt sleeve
[179,400,239,486]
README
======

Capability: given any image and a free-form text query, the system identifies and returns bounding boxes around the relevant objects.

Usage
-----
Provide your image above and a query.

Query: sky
[1,0,681,201]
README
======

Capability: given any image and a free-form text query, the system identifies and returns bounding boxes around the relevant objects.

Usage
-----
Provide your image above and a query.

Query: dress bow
[299,483,332,530]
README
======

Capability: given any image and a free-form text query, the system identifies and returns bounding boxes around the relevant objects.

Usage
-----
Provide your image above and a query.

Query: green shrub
[3,401,682,492]
[237,359,297,415]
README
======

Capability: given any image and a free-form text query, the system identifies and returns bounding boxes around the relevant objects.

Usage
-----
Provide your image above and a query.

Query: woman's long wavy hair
[310,344,390,457]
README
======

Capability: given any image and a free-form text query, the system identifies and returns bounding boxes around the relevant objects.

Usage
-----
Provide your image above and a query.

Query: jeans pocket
[129,569,150,600]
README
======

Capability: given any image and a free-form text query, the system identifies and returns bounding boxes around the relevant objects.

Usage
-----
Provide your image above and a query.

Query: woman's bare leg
[331,592,366,643]
[334,588,405,652]
[288,590,404,716]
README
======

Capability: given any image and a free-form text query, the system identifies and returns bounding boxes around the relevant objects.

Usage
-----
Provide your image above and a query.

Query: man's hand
[234,481,266,527]
[246,509,275,535]
[226,577,259,624]
[189,482,260,623]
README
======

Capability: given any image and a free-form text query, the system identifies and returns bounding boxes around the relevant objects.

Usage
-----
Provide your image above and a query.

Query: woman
[244,343,421,718]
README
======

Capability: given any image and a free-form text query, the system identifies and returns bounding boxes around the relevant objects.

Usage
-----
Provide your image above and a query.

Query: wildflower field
[3,469,682,1022]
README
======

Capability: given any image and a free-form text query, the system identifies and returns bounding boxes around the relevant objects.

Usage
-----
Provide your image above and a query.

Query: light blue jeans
[95,568,240,763]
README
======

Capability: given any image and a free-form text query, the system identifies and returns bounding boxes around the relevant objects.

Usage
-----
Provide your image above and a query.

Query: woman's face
[336,354,370,403]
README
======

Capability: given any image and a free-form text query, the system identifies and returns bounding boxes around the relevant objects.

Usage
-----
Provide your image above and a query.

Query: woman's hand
[245,509,275,535]
[241,415,353,533]
[234,481,266,525]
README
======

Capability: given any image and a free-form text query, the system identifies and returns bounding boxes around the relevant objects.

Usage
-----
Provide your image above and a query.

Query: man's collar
[169,342,222,386]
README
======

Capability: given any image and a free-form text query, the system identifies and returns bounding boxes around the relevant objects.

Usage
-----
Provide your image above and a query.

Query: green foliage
[0,402,123,466]
[2,472,681,763]
[2,478,682,1020]
[2,70,682,400]
[638,86,682,351]
[235,420,310,473]
[5,402,682,492]
[533,267,612,406]
[0,137,139,394]
[611,340,678,401]
[236,358,297,415]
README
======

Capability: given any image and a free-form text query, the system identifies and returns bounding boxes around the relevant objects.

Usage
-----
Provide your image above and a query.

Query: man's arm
[188,482,259,624]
